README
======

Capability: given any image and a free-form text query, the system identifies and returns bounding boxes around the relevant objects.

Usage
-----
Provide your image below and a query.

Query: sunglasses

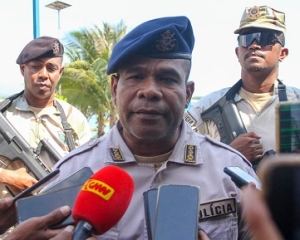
[237,32,284,48]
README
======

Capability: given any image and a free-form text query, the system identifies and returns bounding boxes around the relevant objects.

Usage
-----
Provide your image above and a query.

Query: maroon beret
[16,36,64,64]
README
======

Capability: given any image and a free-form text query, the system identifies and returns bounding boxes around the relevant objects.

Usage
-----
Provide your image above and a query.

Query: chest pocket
[199,197,238,240]
[201,214,238,240]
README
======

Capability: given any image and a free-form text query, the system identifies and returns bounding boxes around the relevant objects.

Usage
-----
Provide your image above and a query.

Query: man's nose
[38,67,48,78]
[137,78,163,100]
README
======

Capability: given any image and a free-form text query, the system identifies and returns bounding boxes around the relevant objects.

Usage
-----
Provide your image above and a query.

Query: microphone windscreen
[72,165,134,235]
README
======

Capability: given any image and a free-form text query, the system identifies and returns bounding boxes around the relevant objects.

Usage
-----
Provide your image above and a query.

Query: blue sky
[0,0,299,97]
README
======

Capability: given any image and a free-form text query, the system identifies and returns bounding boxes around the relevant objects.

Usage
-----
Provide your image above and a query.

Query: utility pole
[32,0,40,38]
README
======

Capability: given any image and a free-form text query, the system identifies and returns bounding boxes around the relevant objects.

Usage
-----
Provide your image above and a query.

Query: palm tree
[59,21,127,136]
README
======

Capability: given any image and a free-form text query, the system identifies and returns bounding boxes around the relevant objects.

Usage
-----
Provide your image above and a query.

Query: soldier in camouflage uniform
[185,5,300,170]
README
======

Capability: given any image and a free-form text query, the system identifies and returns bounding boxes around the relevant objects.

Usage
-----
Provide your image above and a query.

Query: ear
[59,66,65,75]
[279,47,289,62]
[185,81,194,108]
[110,75,119,105]
[19,64,25,76]
[235,47,239,58]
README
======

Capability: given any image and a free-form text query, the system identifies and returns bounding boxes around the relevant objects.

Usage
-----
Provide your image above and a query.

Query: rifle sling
[221,78,288,137]
[277,79,287,102]
[201,79,287,141]
[224,79,287,101]
[55,101,76,151]
[0,90,24,113]
[225,80,242,100]
[0,92,76,152]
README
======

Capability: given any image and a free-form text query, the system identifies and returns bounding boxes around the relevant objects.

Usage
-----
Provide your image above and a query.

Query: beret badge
[53,41,60,54]
[156,30,176,52]
[248,6,260,20]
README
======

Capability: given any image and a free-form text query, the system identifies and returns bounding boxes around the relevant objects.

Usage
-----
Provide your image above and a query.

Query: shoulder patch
[184,111,197,127]
[88,138,100,147]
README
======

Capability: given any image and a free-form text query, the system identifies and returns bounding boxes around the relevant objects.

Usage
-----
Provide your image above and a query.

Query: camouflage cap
[234,6,286,34]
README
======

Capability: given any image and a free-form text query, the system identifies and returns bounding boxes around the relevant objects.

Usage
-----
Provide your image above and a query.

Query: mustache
[36,78,48,83]
[132,102,165,114]
[34,81,50,88]
[245,51,265,60]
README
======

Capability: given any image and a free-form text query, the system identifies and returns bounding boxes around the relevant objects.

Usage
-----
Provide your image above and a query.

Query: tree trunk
[109,101,118,128]
[97,112,105,137]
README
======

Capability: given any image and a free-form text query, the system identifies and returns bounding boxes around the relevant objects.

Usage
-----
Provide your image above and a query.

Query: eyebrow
[123,65,180,76]
[122,65,144,73]
[156,67,180,76]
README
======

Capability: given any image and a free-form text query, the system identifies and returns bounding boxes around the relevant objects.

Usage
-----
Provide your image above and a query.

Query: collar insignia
[110,148,125,161]
[184,144,196,164]
[156,30,176,52]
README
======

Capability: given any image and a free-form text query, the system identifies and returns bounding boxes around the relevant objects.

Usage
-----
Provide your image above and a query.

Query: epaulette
[56,137,105,168]
[204,135,252,167]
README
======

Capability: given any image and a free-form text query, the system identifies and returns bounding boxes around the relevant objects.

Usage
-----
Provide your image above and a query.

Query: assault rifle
[0,111,62,179]
[201,80,247,145]
[0,91,62,181]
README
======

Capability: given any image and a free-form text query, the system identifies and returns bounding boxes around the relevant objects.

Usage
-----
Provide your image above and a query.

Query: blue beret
[16,36,64,64]
[106,16,195,74]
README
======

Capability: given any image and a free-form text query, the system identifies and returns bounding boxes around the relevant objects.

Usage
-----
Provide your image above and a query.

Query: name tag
[199,197,236,220]
[184,112,197,127]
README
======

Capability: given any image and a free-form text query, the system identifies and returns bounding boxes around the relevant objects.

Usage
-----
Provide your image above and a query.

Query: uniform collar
[14,95,60,115]
[106,120,203,165]
[14,95,31,111]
